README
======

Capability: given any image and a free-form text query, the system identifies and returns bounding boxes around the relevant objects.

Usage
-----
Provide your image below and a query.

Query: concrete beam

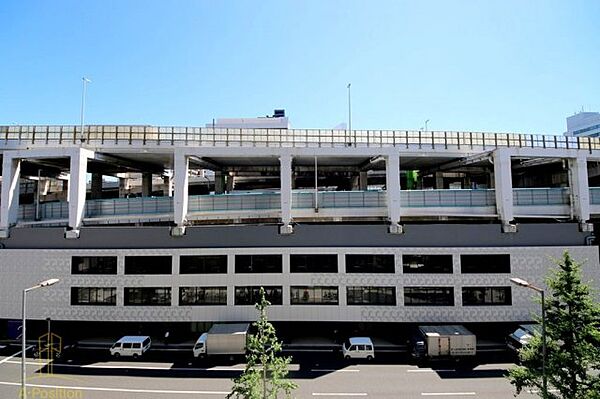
[66,149,94,238]
[385,153,402,234]
[492,149,515,232]
[0,155,22,237]
[172,150,189,232]
[142,172,153,197]
[90,173,103,199]
[279,154,293,234]
[568,156,591,229]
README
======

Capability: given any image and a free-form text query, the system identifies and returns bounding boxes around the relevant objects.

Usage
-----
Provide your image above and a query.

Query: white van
[110,336,151,359]
[342,337,375,360]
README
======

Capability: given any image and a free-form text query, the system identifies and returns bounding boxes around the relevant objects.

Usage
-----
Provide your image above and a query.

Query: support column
[385,153,402,234]
[492,149,516,233]
[142,172,152,197]
[90,173,103,200]
[215,171,225,194]
[0,154,22,238]
[279,154,293,235]
[568,156,592,231]
[118,177,130,198]
[66,149,92,239]
[359,171,368,191]
[171,150,189,236]
[435,172,444,189]
[163,175,173,197]
[226,174,235,192]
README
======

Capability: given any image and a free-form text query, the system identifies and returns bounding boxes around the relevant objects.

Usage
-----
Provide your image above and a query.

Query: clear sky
[1,0,599,134]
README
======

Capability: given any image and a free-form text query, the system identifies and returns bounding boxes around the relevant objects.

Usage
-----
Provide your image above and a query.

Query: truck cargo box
[417,325,476,358]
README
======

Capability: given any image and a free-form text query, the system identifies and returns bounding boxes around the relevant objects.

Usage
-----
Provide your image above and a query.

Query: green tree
[509,251,600,398]
[228,287,297,399]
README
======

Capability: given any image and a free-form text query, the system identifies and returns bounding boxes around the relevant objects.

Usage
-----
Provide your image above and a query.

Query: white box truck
[193,323,249,358]
[411,325,476,363]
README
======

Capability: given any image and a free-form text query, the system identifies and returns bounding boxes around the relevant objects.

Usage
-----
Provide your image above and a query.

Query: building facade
[0,125,599,332]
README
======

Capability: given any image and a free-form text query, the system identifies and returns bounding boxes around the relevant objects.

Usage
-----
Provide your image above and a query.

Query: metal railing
[188,192,280,212]
[589,187,600,205]
[513,188,570,206]
[1,125,599,152]
[16,187,582,223]
[401,189,496,208]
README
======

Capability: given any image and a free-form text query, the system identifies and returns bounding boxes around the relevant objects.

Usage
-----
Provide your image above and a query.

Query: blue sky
[1,0,599,134]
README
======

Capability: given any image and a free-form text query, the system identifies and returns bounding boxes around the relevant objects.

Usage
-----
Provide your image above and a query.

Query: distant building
[566,111,600,137]
[206,109,289,129]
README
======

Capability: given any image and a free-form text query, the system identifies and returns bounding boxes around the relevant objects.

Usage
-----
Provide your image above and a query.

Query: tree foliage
[509,251,600,398]
[228,287,297,399]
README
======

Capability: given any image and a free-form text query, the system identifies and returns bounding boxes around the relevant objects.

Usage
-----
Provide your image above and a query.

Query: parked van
[110,336,151,359]
[342,337,374,360]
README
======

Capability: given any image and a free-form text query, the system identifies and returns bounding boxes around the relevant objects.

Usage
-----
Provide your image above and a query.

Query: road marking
[312,393,367,396]
[421,393,476,396]
[0,381,229,395]
[0,346,35,365]
[310,368,360,373]
[407,369,456,373]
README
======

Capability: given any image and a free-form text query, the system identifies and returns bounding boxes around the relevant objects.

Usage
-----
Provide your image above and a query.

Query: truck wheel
[132,353,139,360]
[113,353,120,359]
[344,355,351,360]
[366,355,373,361]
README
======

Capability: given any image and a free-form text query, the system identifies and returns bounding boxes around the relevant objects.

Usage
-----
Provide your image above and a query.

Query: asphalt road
[0,348,543,399]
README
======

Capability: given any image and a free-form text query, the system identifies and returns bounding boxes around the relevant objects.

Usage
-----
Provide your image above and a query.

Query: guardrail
[513,187,570,206]
[590,187,600,205]
[16,187,585,223]
[1,125,599,151]
[401,189,496,208]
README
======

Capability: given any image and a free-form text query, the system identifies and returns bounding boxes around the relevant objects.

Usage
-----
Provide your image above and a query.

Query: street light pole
[21,278,60,399]
[510,277,547,399]
[347,83,352,144]
[80,77,91,142]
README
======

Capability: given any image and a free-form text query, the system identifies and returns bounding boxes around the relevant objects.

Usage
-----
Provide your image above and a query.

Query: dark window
[179,287,227,305]
[235,255,282,273]
[71,287,117,306]
[403,255,453,274]
[180,255,227,274]
[124,287,171,306]
[290,286,339,305]
[345,254,395,273]
[462,287,512,306]
[461,254,510,273]
[347,286,396,306]
[125,256,172,275]
[290,254,338,273]
[404,287,454,306]
[71,256,117,274]
[234,286,282,305]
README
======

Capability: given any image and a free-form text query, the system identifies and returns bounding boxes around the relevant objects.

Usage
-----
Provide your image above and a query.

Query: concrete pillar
[492,149,516,232]
[142,172,152,197]
[91,173,103,200]
[279,154,293,234]
[119,178,130,198]
[226,174,235,192]
[171,150,189,236]
[385,153,402,234]
[568,156,592,231]
[163,175,173,197]
[359,171,368,191]
[0,154,22,237]
[215,171,225,194]
[435,172,444,189]
[66,149,92,239]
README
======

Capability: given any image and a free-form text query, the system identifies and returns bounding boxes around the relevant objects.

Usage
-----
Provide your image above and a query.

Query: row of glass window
[70,286,512,307]
[72,254,510,275]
